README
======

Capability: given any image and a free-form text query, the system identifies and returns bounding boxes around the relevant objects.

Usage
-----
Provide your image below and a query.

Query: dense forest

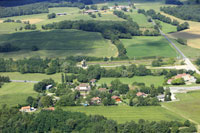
[0,0,92,7]
[161,5,200,22]
[0,1,85,18]
[0,106,196,132]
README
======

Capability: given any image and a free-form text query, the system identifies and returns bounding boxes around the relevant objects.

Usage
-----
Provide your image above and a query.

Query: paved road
[10,80,39,83]
[151,19,200,74]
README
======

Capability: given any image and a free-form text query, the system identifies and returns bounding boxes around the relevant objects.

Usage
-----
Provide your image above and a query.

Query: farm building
[91,97,101,104]
[167,73,196,85]
[90,79,96,85]
[157,94,165,102]
[136,92,147,97]
[112,96,121,103]
[56,13,67,16]
[76,83,91,91]
[20,106,36,112]
[84,10,99,14]
[98,88,107,92]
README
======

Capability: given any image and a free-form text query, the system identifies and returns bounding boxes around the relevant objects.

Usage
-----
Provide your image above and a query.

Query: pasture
[98,75,165,86]
[0,82,36,107]
[162,91,200,124]
[121,36,178,58]
[0,29,118,59]
[157,20,177,33]
[63,106,185,123]
[0,72,62,82]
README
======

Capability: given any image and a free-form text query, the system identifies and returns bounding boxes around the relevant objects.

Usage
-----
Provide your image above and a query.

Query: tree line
[161,5,200,22]
[42,20,141,57]
[138,9,189,31]
[0,75,10,88]
[0,106,196,132]
[0,1,85,18]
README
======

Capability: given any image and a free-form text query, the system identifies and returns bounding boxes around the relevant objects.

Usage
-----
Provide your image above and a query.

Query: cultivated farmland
[0,29,118,59]
[121,36,178,58]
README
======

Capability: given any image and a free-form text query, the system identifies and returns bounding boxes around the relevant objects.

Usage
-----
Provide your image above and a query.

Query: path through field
[161,104,200,132]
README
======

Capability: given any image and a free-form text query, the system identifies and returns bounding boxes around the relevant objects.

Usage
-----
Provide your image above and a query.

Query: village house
[90,79,96,85]
[98,88,107,92]
[43,107,55,111]
[20,106,36,112]
[167,73,196,85]
[111,95,121,103]
[75,83,91,98]
[56,13,67,16]
[157,94,165,102]
[84,10,99,14]
[136,92,147,97]
[91,97,101,104]
[46,84,53,90]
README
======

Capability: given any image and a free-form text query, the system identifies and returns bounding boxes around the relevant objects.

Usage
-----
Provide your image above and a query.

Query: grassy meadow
[162,91,200,124]
[63,106,185,123]
[0,29,118,59]
[98,75,165,86]
[121,36,178,58]
[0,82,36,107]
[0,72,62,82]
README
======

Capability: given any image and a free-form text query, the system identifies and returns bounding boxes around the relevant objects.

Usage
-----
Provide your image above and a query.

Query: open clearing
[121,36,178,58]
[0,72,62,82]
[98,75,165,86]
[0,82,36,107]
[162,91,200,124]
[0,29,118,58]
[63,106,185,123]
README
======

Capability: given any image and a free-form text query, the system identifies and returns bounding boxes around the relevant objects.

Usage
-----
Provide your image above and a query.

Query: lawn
[0,82,36,107]
[121,36,178,58]
[98,75,165,86]
[63,106,185,123]
[162,91,200,124]
[0,29,118,59]
[0,72,62,82]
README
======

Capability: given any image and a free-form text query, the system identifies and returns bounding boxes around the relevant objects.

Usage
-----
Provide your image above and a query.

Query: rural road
[151,19,200,74]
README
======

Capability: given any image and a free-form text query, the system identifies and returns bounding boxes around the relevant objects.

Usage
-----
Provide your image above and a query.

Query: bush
[171,78,185,85]
[177,38,187,45]
[48,13,56,19]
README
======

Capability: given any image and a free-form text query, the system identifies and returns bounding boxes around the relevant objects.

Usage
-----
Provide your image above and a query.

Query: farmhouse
[90,79,96,85]
[112,95,121,103]
[84,10,99,14]
[157,94,165,102]
[20,106,36,112]
[46,85,53,90]
[136,92,147,97]
[56,13,67,16]
[91,97,101,104]
[167,73,196,84]
[75,83,91,93]
[98,88,107,92]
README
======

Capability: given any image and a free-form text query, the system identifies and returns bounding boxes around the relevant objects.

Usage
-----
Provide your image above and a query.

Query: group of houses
[109,5,131,11]
[19,106,55,113]
[167,73,196,85]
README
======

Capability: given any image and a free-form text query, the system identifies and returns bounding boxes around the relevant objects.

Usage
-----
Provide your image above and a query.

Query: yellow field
[161,13,200,49]
[22,18,44,24]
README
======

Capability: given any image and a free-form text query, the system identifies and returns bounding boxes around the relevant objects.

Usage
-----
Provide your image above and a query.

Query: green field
[158,20,177,34]
[170,38,200,59]
[98,75,165,86]
[0,29,118,58]
[121,36,178,58]
[63,106,185,123]
[127,12,153,28]
[0,72,62,82]
[0,82,36,107]
[162,91,200,124]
